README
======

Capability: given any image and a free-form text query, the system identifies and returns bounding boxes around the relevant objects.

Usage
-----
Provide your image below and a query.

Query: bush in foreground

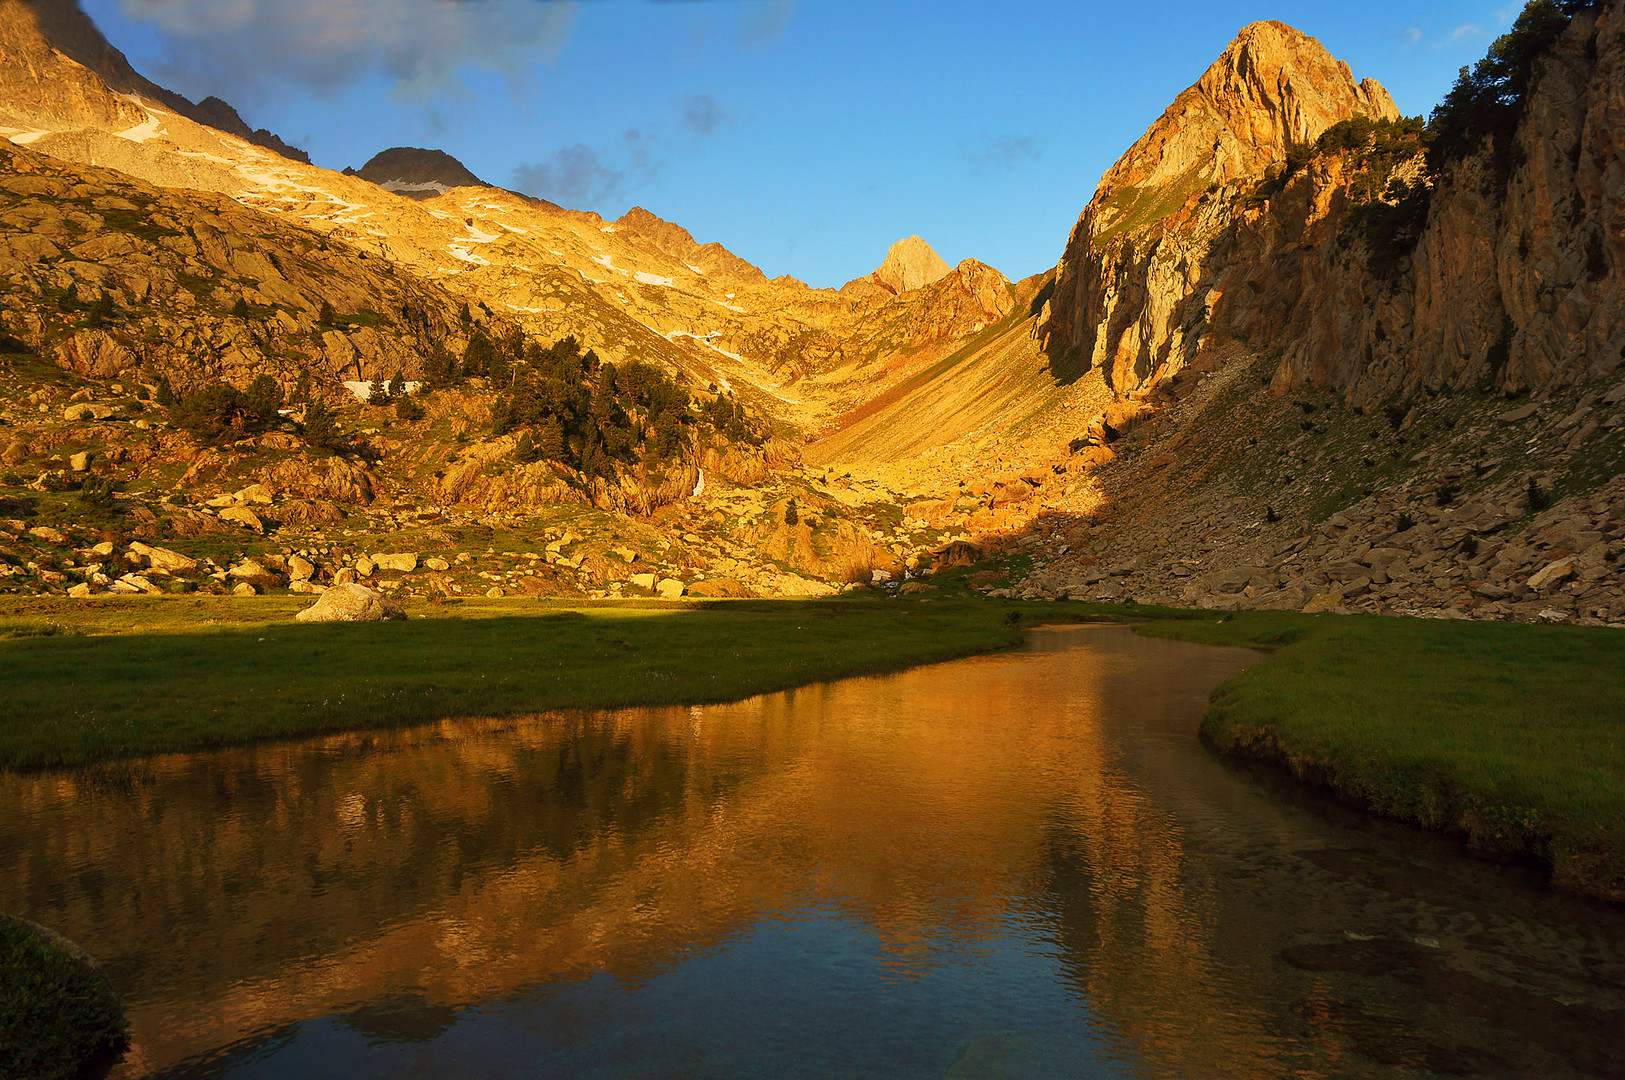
[0,915,128,1080]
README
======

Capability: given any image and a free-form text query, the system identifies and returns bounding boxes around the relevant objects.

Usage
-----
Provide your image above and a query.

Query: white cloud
[118,0,576,100]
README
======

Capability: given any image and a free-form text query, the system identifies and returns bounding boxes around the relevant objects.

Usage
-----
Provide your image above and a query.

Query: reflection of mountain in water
[1,628,1620,1078]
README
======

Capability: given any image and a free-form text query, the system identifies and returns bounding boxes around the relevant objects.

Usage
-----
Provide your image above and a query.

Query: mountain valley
[0,0,1621,626]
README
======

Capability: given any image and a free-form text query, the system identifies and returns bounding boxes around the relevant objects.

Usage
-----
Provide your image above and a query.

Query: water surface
[3,625,1622,1078]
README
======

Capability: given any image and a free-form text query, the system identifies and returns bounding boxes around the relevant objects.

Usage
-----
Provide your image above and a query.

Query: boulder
[424,557,450,571]
[67,582,94,598]
[656,578,686,599]
[372,552,418,573]
[295,583,407,623]
[0,441,28,466]
[630,572,657,590]
[289,579,327,595]
[62,403,115,422]
[68,451,91,472]
[28,526,67,543]
[234,484,275,505]
[1496,403,1540,424]
[485,586,504,598]
[333,567,358,585]
[1528,558,1577,591]
[289,555,315,581]
[128,541,197,572]
[354,557,376,577]
[232,582,258,596]
[1302,592,1346,614]
[219,506,265,533]
[115,573,161,595]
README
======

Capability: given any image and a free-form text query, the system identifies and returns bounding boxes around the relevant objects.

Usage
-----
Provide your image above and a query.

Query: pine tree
[302,396,343,455]
[245,374,282,425]
[514,431,537,463]
[293,369,311,404]
[318,300,335,327]
[367,373,387,405]
[387,370,406,398]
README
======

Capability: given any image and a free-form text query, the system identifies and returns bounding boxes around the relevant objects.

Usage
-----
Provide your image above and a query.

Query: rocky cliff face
[0,0,307,162]
[1038,20,1399,391]
[1250,0,1625,405]
[1039,7,1625,409]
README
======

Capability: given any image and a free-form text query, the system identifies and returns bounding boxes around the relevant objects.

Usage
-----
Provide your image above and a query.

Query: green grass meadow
[1141,610,1625,901]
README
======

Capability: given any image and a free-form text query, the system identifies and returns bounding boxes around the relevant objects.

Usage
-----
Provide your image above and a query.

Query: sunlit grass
[0,597,1024,770]
[1139,611,1625,899]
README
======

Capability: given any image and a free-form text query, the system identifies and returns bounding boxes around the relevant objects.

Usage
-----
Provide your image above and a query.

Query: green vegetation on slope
[1139,610,1625,901]
[0,915,128,1080]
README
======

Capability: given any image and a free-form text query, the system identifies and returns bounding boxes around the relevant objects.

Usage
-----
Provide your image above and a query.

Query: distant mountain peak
[348,147,486,199]
[842,235,952,298]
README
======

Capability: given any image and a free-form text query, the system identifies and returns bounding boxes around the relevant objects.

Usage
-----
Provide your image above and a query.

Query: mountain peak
[348,147,486,199]
[1091,20,1397,205]
[842,236,952,298]
[877,236,951,293]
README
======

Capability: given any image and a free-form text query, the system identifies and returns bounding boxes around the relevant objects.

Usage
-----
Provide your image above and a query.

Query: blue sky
[83,0,1524,288]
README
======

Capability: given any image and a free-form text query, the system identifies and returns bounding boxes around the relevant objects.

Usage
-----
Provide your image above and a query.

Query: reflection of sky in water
[4,626,1623,1079]
[214,912,1129,1080]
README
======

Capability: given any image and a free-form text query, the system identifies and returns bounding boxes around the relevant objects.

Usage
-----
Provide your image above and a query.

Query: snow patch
[342,380,420,402]
[692,469,705,498]
[634,271,673,287]
[114,113,165,144]
[446,244,490,266]
[2,129,51,145]
[381,179,448,196]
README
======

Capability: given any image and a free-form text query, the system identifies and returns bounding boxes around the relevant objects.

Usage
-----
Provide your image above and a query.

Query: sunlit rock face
[1039,6,1625,407]
[842,236,954,298]
[1039,20,1399,394]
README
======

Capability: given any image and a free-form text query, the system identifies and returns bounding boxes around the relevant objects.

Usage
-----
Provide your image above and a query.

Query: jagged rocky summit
[347,147,487,199]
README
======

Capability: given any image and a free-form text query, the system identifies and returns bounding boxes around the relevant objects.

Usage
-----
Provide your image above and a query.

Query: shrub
[168,379,280,445]
[393,395,424,423]
[1527,476,1552,511]
[1397,512,1417,532]
[77,474,115,508]
[0,915,128,1080]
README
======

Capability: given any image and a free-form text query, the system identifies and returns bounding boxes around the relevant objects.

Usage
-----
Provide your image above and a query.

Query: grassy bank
[0,596,1031,770]
[1139,611,1625,903]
